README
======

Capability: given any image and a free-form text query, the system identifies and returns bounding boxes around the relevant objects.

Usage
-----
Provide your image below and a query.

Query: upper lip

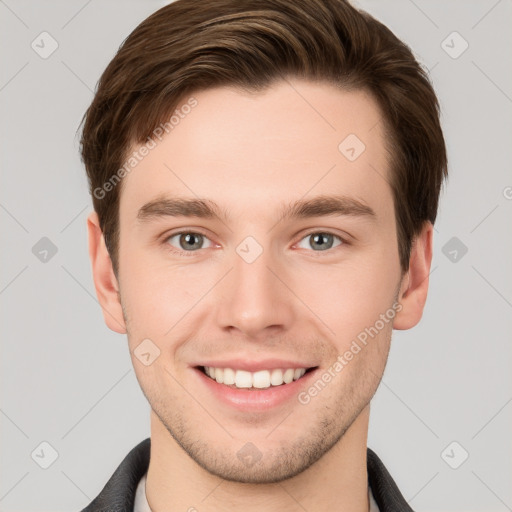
[194,358,318,372]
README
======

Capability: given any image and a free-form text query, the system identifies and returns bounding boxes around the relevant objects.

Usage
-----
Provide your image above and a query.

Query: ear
[393,221,433,330]
[87,211,126,334]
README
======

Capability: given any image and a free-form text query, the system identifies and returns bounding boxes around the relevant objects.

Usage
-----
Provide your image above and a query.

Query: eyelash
[162,229,349,258]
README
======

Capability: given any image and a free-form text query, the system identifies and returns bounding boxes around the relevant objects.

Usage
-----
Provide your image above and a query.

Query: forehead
[119,79,393,227]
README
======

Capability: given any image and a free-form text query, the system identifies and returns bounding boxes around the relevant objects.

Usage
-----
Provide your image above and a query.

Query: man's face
[116,79,403,483]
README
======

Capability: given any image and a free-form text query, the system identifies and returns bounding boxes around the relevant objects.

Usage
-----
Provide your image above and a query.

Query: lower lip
[193,367,319,412]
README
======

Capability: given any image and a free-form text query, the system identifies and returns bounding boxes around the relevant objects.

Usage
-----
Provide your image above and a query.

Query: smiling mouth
[198,365,317,390]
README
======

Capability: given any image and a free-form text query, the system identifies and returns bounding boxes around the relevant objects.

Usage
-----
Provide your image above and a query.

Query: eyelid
[296,228,351,245]
[292,230,349,254]
[162,229,215,257]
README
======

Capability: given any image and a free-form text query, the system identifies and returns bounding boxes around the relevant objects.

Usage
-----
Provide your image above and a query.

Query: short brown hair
[80,0,447,276]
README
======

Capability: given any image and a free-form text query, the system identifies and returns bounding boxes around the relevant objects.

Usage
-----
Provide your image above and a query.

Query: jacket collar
[81,438,414,511]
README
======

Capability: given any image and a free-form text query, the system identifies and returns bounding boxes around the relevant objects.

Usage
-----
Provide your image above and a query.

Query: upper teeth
[203,367,307,389]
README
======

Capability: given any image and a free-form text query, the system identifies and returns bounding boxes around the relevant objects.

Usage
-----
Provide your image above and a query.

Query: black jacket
[80,438,414,512]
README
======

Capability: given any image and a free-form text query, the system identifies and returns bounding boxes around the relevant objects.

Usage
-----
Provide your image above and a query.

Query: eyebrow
[136,194,376,224]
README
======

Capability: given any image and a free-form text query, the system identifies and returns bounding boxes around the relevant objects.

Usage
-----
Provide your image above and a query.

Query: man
[79,0,447,510]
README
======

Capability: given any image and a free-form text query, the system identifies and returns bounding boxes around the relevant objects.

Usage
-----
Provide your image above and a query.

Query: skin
[87,78,432,512]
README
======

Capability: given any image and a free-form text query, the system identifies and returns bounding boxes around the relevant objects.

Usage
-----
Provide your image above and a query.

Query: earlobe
[86,211,127,334]
[393,221,433,330]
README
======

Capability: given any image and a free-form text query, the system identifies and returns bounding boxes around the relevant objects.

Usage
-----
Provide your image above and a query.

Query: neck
[145,406,371,512]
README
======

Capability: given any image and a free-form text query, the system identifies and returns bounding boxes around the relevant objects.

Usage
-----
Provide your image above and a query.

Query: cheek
[119,256,221,371]
[299,255,400,344]
[120,250,210,327]
[336,317,393,389]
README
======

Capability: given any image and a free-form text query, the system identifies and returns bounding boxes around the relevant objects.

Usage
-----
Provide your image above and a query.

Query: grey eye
[297,232,343,251]
[167,232,213,251]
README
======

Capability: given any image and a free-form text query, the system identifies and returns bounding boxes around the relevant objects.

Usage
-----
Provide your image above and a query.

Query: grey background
[1,0,511,511]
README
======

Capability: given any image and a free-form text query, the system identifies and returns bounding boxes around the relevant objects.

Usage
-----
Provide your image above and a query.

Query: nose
[215,241,295,340]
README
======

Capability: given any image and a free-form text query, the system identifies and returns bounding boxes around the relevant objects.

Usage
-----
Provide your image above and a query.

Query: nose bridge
[216,234,293,337]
